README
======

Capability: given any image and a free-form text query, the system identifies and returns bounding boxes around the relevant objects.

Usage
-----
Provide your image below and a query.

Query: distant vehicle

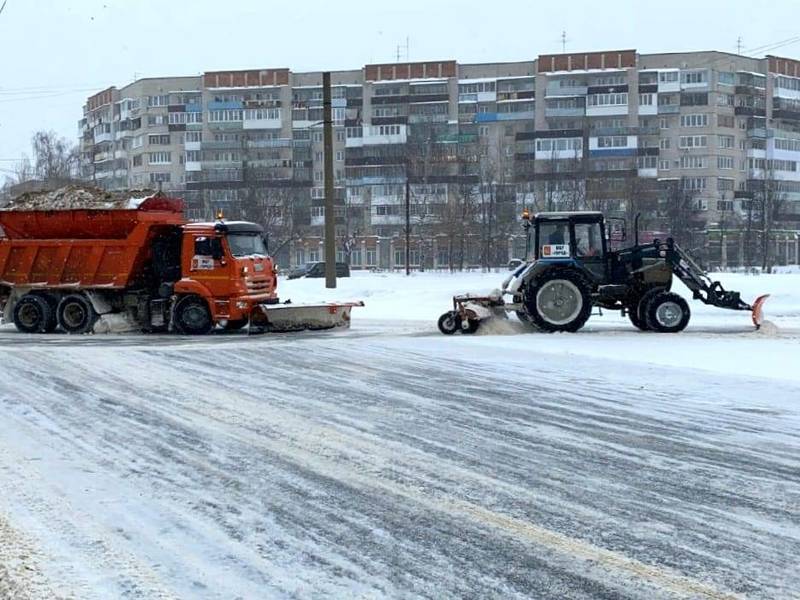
[507,258,524,271]
[286,262,351,280]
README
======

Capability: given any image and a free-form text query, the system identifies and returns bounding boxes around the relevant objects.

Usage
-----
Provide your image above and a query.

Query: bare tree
[31,131,79,181]
[661,178,700,250]
[758,161,787,273]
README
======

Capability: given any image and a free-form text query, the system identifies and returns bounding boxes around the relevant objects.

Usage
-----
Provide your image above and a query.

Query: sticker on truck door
[191,256,215,270]
[541,244,570,258]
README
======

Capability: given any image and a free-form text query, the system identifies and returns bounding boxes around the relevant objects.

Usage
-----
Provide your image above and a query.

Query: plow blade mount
[249,301,364,334]
[751,294,770,329]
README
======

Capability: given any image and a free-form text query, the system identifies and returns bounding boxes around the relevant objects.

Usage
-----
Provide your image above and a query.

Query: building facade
[79,49,800,269]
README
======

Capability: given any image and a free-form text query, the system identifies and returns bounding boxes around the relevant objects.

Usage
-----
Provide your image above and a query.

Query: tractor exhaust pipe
[634,212,641,246]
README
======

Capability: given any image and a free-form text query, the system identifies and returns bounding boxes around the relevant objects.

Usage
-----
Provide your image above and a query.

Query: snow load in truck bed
[1,185,158,211]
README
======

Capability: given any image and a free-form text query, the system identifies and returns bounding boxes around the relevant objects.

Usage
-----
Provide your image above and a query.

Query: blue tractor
[437,211,768,334]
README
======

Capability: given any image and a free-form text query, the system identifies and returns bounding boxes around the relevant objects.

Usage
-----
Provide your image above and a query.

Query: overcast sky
[2,0,800,180]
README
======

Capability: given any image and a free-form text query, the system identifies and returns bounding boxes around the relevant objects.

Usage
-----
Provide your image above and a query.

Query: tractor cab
[531,211,610,282]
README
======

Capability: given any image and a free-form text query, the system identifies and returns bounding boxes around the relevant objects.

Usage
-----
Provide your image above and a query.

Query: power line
[0,0,8,17]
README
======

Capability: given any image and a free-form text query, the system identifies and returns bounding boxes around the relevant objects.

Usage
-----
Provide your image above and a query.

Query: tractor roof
[535,211,604,221]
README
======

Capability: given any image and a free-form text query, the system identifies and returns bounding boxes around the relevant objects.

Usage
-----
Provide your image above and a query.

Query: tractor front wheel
[525,270,592,333]
[644,292,690,333]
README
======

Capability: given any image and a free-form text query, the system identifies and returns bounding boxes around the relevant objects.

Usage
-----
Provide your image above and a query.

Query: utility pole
[322,72,336,288]
[405,163,411,276]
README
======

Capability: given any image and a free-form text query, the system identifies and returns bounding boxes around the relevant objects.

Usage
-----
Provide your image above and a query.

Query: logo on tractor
[542,244,570,258]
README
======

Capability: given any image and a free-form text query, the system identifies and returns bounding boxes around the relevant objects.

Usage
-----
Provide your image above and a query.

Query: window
[148,151,171,164]
[479,125,489,136]
[185,150,200,162]
[132,154,142,167]
[346,126,363,138]
[310,206,324,217]
[186,112,203,124]
[597,136,627,148]
[132,135,144,149]
[592,74,625,86]
[574,223,604,257]
[776,76,800,91]
[168,112,186,125]
[718,72,735,86]
[680,114,708,127]
[718,156,734,169]
[680,92,708,106]
[639,93,655,105]
[149,172,171,184]
[660,138,671,149]
[659,159,670,170]
[588,93,628,106]
[459,81,496,94]
[148,134,170,145]
[775,138,800,152]
[209,109,243,122]
[373,106,400,117]
[336,130,346,142]
[314,171,323,182]
[538,222,572,256]
[659,71,679,83]
[679,135,707,148]
[244,108,280,120]
[716,93,734,107]
[717,135,735,149]
[717,178,735,192]
[365,248,377,266]
[535,138,582,153]
[682,177,706,190]
[637,156,657,169]
[680,155,707,169]
[718,114,735,128]
[681,70,707,85]
[377,125,401,136]
[659,117,670,129]
[335,150,344,161]
[147,115,168,126]
[717,200,734,211]
[147,95,169,107]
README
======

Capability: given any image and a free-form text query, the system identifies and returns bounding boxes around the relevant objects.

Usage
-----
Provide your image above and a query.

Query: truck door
[189,235,232,297]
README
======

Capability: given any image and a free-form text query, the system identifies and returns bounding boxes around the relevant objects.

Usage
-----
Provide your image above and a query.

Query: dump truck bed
[0,197,184,290]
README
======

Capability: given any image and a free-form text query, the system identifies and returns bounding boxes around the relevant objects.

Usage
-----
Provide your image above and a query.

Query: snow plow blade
[249,301,364,334]
[751,294,770,329]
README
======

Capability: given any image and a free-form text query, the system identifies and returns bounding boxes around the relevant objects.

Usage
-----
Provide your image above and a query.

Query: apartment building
[79,49,800,269]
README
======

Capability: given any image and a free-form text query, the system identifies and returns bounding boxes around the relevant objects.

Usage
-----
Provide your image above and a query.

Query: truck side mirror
[262,234,269,254]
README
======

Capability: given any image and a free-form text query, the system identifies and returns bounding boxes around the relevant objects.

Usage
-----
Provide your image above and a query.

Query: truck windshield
[227,233,267,257]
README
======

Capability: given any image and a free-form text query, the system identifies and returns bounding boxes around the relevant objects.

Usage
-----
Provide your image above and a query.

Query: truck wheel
[57,294,98,334]
[174,295,214,335]
[13,294,54,334]
[525,270,592,333]
[224,319,248,331]
[437,311,461,335]
[644,292,690,333]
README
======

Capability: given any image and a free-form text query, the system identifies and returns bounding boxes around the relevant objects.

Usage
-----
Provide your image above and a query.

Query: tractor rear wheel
[644,292,690,333]
[57,294,98,334]
[13,294,54,334]
[525,270,592,333]
[174,295,214,335]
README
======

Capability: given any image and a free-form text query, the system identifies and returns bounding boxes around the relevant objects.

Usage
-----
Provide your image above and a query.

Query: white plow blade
[250,301,364,333]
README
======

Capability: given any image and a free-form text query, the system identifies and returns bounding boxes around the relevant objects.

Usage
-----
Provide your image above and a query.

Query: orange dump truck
[0,196,361,334]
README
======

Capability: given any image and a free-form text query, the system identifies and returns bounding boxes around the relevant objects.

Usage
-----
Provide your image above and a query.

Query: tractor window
[538,222,572,258]
[194,236,224,259]
[575,223,604,258]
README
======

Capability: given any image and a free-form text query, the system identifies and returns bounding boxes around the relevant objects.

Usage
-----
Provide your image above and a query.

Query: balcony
[208,100,243,110]
[545,85,587,97]
[657,104,680,114]
[203,140,242,150]
[497,111,535,121]
[545,107,585,118]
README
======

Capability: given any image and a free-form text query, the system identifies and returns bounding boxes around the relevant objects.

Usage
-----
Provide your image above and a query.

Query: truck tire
[12,294,54,334]
[644,292,690,333]
[57,294,98,334]
[224,319,248,331]
[525,269,592,333]
[174,295,214,335]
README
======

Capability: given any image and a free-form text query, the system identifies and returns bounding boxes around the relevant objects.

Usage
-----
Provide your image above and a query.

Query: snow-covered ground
[0,271,799,599]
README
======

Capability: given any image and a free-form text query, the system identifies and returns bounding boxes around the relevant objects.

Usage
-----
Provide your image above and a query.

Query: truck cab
[171,220,278,333]
[533,211,609,283]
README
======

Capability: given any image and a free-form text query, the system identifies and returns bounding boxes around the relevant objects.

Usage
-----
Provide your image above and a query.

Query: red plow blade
[751,294,770,329]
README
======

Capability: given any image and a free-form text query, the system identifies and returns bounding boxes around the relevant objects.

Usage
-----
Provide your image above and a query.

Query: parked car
[286,262,351,279]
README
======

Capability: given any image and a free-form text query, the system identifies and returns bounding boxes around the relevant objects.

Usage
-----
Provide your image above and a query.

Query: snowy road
[1,320,800,599]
